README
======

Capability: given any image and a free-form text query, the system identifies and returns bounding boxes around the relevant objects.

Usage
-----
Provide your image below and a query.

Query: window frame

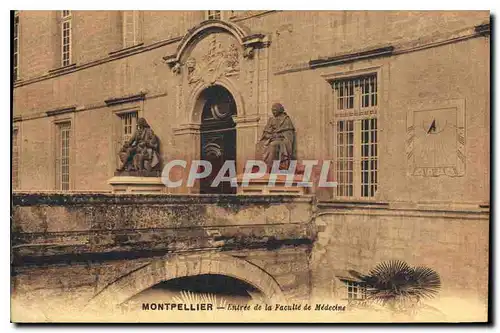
[55,121,72,191]
[12,125,20,190]
[324,67,382,201]
[122,10,142,49]
[206,10,222,20]
[13,11,20,81]
[112,106,143,172]
[61,10,72,67]
[341,279,367,302]
[119,111,138,146]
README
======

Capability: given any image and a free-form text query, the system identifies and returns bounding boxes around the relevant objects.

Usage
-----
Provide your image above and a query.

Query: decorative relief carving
[406,100,466,177]
[185,35,241,85]
[176,83,184,119]
[246,56,255,101]
[226,44,239,68]
[163,21,269,78]
[243,47,255,59]
[171,62,181,74]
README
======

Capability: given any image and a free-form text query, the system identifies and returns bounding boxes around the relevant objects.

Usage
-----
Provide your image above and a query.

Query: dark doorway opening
[125,274,262,306]
[199,85,237,194]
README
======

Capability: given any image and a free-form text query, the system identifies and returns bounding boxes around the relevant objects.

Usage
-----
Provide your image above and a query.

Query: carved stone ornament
[243,46,254,59]
[171,62,181,74]
[162,20,269,77]
[186,35,241,85]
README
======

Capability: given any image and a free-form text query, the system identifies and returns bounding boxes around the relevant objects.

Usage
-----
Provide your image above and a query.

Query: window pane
[361,118,378,197]
[62,19,71,66]
[13,14,19,80]
[336,120,354,197]
[12,129,19,189]
[56,123,71,191]
[208,10,221,20]
[361,75,377,108]
[334,80,355,110]
[333,75,378,199]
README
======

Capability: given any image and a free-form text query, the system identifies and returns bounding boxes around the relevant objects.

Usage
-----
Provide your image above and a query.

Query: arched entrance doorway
[85,253,286,309]
[125,274,264,308]
[199,85,237,194]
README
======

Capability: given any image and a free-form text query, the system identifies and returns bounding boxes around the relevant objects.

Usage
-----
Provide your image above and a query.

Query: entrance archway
[86,253,286,308]
[125,274,263,307]
[199,85,237,194]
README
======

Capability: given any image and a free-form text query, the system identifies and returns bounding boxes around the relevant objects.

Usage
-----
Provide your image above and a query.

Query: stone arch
[166,20,254,64]
[188,77,246,124]
[86,253,286,308]
[163,20,267,68]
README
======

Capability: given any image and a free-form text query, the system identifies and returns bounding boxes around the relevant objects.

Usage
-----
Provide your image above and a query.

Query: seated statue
[117,117,160,173]
[257,103,296,172]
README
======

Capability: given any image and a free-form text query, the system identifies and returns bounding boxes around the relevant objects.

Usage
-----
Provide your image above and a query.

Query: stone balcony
[11,192,315,266]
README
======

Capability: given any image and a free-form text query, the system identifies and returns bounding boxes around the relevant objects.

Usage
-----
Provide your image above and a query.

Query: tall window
[119,112,137,145]
[333,74,378,198]
[13,11,19,80]
[123,11,139,48]
[56,122,71,191]
[61,10,72,66]
[12,128,19,189]
[207,10,221,20]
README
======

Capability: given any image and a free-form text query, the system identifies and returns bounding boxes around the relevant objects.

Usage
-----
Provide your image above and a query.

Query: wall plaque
[406,99,466,177]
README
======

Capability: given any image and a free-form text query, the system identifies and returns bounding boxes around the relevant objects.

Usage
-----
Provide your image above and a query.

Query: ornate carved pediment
[185,34,240,85]
[163,20,268,75]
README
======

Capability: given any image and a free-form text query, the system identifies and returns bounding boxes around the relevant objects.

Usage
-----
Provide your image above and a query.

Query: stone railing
[12,192,315,265]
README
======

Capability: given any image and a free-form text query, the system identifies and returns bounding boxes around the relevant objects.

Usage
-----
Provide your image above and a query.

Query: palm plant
[172,290,229,309]
[349,260,441,314]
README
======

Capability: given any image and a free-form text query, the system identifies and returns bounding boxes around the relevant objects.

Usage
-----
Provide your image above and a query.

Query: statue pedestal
[108,176,166,193]
[236,173,310,196]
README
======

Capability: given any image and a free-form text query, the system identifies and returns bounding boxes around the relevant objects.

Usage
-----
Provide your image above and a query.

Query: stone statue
[116,117,161,174]
[257,103,296,171]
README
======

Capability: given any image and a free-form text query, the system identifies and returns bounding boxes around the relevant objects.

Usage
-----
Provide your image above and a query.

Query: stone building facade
[11,10,490,321]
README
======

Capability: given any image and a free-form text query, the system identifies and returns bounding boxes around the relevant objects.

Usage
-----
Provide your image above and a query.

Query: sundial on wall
[406,99,466,177]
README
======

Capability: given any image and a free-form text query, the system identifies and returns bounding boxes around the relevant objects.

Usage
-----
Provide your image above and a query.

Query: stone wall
[13,11,490,198]
[13,248,311,308]
[311,205,489,305]
[11,192,489,310]
[11,193,314,308]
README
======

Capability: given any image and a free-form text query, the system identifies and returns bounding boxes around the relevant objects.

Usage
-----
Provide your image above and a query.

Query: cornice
[173,123,202,136]
[474,22,490,36]
[47,63,77,75]
[45,106,77,117]
[13,36,182,88]
[309,46,395,69]
[104,92,146,106]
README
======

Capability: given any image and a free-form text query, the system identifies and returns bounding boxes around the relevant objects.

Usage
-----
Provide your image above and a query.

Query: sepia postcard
[10,10,491,323]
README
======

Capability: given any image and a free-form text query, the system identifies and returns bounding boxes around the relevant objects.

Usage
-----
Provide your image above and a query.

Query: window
[336,120,354,197]
[207,10,221,20]
[361,118,378,197]
[333,74,378,198]
[56,122,71,191]
[12,128,19,189]
[61,10,72,66]
[343,280,366,301]
[119,111,137,145]
[13,11,19,80]
[123,11,139,48]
